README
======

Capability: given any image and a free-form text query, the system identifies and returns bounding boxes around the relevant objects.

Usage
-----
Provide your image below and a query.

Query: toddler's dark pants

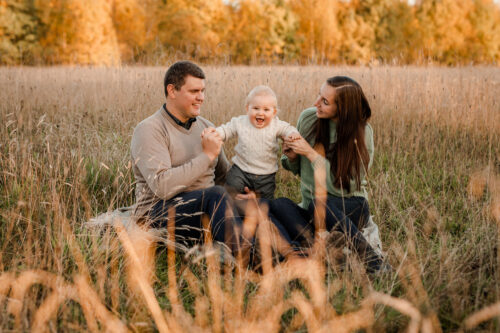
[225,164,276,200]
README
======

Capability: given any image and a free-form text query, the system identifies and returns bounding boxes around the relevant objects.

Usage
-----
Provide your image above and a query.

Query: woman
[269,76,386,273]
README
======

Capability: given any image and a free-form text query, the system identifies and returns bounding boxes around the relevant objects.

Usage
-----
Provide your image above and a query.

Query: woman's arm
[280,107,317,174]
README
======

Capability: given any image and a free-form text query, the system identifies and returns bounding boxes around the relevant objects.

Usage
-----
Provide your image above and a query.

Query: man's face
[168,75,205,122]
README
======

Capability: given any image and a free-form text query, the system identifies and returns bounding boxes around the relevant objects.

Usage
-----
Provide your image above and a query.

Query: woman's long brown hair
[306,76,371,193]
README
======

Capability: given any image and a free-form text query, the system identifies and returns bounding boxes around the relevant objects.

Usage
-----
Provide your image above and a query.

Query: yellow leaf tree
[466,0,500,63]
[227,0,298,63]
[152,0,230,61]
[111,0,146,63]
[37,0,120,65]
[415,0,475,64]
[336,0,375,64]
[289,0,341,63]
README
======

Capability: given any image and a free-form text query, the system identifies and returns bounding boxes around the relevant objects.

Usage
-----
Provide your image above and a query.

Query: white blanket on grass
[87,206,384,256]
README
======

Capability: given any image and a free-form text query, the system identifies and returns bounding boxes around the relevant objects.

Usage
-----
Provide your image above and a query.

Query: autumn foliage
[1,0,500,65]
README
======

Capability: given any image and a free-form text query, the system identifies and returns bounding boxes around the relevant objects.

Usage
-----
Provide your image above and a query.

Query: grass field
[1,65,500,332]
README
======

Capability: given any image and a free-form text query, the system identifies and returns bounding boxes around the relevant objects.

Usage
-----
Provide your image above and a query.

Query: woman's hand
[283,133,301,161]
[282,141,298,161]
[284,135,320,162]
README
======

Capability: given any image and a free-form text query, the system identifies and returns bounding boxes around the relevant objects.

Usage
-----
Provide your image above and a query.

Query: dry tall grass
[0,65,499,331]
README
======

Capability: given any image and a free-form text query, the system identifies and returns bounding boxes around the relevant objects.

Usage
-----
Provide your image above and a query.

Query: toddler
[215,85,298,199]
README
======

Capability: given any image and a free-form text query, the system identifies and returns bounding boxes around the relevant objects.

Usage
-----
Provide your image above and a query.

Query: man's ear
[166,84,177,98]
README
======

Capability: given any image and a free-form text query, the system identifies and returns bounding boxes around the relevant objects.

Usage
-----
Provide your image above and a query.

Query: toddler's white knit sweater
[216,115,298,175]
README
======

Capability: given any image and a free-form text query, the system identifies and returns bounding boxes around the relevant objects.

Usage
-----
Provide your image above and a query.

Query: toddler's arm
[276,119,299,140]
[215,116,240,141]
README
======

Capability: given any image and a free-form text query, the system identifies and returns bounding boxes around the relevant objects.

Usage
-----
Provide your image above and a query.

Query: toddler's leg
[251,173,276,200]
[225,164,251,195]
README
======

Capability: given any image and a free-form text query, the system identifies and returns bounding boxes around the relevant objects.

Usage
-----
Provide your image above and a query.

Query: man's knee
[205,185,228,198]
[202,186,233,209]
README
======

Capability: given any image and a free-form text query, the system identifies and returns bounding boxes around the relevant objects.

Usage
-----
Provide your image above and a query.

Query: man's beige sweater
[130,107,230,218]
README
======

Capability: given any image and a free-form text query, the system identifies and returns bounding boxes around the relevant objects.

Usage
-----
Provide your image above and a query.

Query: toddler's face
[246,94,277,129]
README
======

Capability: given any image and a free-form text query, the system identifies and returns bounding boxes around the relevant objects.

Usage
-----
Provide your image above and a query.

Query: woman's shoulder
[298,107,317,121]
[364,122,373,138]
[297,107,317,127]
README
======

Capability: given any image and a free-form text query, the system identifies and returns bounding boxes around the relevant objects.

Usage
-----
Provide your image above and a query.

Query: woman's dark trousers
[268,196,382,271]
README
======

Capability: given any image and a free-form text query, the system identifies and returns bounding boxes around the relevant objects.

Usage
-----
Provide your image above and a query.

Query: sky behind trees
[1,0,500,66]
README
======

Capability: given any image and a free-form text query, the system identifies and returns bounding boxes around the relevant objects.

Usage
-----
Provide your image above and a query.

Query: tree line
[1,0,500,66]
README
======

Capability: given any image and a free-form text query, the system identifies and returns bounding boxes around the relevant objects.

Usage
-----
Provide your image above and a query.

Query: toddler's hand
[284,132,301,142]
[286,136,319,162]
[201,127,217,139]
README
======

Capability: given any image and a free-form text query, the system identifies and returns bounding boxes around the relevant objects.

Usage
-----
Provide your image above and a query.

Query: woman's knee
[359,199,370,228]
[269,197,296,211]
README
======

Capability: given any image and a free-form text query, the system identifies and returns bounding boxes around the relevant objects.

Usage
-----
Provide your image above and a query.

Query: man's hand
[235,187,257,200]
[202,131,222,161]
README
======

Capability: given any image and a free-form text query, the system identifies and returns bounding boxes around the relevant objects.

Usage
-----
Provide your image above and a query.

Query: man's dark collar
[163,104,197,130]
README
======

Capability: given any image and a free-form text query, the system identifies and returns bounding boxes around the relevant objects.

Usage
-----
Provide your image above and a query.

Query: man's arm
[214,148,231,185]
[131,123,215,200]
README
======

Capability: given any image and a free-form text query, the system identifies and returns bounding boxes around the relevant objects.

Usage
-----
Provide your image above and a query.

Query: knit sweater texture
[281,107,374,209]
[131,107,230,218]
[216,115,298,175]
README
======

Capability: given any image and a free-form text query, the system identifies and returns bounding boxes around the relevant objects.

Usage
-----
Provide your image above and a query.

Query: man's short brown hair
[164,61,205,98]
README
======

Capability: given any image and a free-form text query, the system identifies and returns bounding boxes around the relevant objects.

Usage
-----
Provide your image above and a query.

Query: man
[130,61,239,247]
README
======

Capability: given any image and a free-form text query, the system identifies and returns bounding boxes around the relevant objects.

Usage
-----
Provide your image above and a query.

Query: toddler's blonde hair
[245,85,278,110]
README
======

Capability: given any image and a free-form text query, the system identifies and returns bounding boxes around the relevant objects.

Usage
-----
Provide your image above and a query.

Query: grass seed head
[467,171,487,200]
[490,196,500,225]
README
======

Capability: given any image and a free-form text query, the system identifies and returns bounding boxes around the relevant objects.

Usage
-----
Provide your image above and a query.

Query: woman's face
[314,83,337,120]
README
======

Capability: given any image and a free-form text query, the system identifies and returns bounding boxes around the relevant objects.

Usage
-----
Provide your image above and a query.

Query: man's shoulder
[132,109,168,141]
[135,108,163,129]
[196,116,216,128]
